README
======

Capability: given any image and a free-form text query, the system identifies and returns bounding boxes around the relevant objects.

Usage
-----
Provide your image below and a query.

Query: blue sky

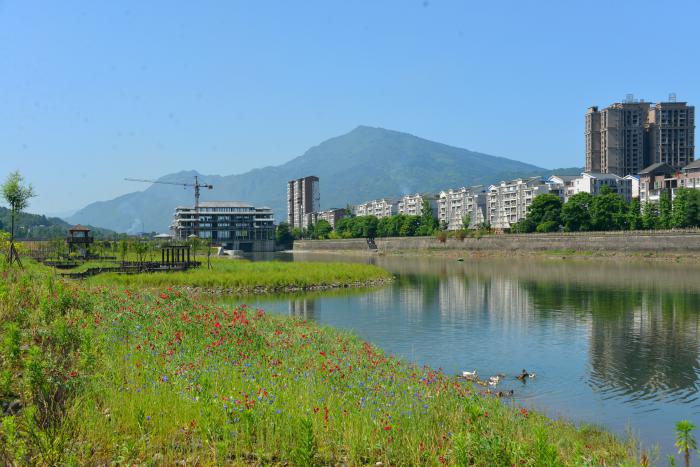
[1,0,698,214]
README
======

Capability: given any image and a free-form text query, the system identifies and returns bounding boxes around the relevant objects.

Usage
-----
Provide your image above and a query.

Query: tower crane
[124,175,213,237]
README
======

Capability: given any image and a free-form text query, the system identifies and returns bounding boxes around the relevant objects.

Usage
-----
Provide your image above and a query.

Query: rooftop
[683,160,700,170]
[638,162,676,175]
[583,172,622,180]
[69,224,91,232]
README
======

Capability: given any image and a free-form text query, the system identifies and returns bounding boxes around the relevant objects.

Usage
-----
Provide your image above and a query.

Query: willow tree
[1,171,36,266]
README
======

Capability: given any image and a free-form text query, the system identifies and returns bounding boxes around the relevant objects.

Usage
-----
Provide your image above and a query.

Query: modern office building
[287,176,320,230]
[437,187,487,230]
[585,96,695,176]
[171,201,275,252]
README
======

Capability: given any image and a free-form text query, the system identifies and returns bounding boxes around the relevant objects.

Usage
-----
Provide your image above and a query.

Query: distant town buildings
[437,187,487,230]
[171,201,275,252]
[585,95,695,176]
[287,176,320,230]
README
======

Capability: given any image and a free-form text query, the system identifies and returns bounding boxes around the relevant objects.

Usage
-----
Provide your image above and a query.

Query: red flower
[383,425,391,431]
[68,371,78,378]
[214,322,221,328]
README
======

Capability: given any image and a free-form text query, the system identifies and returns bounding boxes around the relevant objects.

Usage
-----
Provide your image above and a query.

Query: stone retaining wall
[293,231,700,253]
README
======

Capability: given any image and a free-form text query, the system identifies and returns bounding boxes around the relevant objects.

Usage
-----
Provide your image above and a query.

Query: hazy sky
[1,0,699,215]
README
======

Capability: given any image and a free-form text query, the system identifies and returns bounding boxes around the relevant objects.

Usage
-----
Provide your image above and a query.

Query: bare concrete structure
[287,176,320,230]
[585,96,695,176]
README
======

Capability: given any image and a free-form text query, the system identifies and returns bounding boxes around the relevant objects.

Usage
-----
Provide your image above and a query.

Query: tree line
[512,186,700,233]
[275,200,440,246]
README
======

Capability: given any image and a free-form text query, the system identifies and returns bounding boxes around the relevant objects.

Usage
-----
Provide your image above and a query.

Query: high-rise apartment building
[287,176,320,230]
[647,102,695,169]
[585,96,695,176]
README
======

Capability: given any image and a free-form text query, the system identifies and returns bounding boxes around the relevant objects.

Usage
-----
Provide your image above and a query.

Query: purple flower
[162,375,168,382]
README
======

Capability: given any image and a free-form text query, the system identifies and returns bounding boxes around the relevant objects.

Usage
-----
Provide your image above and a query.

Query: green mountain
[0,207,116,240]
[68,126,581,232]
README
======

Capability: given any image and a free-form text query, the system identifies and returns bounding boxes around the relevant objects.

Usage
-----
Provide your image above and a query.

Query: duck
[462,370,478,381]
[497,390,514,398]
[488,375,502,386]
[516,369,536,381]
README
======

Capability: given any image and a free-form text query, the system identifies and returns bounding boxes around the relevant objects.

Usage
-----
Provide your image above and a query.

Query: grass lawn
[86,257,392,292]
[0,263,647,465]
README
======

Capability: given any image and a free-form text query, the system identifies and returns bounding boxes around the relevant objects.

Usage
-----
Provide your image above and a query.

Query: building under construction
[170,201,275,252]
[585,95,695,176]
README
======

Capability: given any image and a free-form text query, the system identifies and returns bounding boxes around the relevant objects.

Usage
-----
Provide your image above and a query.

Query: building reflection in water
[288,298,316,320]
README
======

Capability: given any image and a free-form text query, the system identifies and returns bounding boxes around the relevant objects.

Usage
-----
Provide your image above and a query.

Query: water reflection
[241,253,700,453]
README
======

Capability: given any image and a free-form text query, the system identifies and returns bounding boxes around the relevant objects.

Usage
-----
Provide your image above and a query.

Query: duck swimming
[516,369,536,381]
[462,370,478,381]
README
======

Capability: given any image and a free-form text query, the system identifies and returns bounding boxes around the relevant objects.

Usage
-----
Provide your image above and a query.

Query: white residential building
[437,187,487,230]
[572,172,633,201]
[623,175,640,199]
[353,199,398,219]
[487,178,551,230]
[547,175,578,201]
[397,193,438,217]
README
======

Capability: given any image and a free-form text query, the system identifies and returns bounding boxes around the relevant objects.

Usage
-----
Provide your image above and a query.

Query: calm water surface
[237,252,700,455]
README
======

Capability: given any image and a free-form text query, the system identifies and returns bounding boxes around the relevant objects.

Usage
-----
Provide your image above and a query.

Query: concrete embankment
[294,230,700,254]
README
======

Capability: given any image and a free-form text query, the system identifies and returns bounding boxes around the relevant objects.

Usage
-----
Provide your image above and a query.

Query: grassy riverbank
[0,265,645,465]
[85,258,392,293]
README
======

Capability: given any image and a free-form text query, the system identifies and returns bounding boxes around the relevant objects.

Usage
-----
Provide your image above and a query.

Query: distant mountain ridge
[0,206,115,240]
[68,126,582,232]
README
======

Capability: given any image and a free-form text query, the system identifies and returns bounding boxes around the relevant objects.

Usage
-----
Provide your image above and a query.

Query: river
[235,252,700,456]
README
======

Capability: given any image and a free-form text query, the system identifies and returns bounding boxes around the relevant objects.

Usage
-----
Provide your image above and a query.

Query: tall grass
[88,259,392,291]
[0,266,646,465]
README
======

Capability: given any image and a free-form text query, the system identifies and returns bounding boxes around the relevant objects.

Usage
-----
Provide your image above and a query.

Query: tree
[416,199,438,236]
[627,198,642,230]
[118,240,129,262]
[313,219,333,239]
[672,188,700,229]
[536,220,559,233]
[1,171,35,266]
[658,189,673,229]
[675,420,697,467]
[513,194,562,233]
[399,215,420,237]
[561,192,594,232]
[641,201,658,229]
[133,241,149,267]
[461,213,472,230]
[275,222,294,249]
[590,191,628,231]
